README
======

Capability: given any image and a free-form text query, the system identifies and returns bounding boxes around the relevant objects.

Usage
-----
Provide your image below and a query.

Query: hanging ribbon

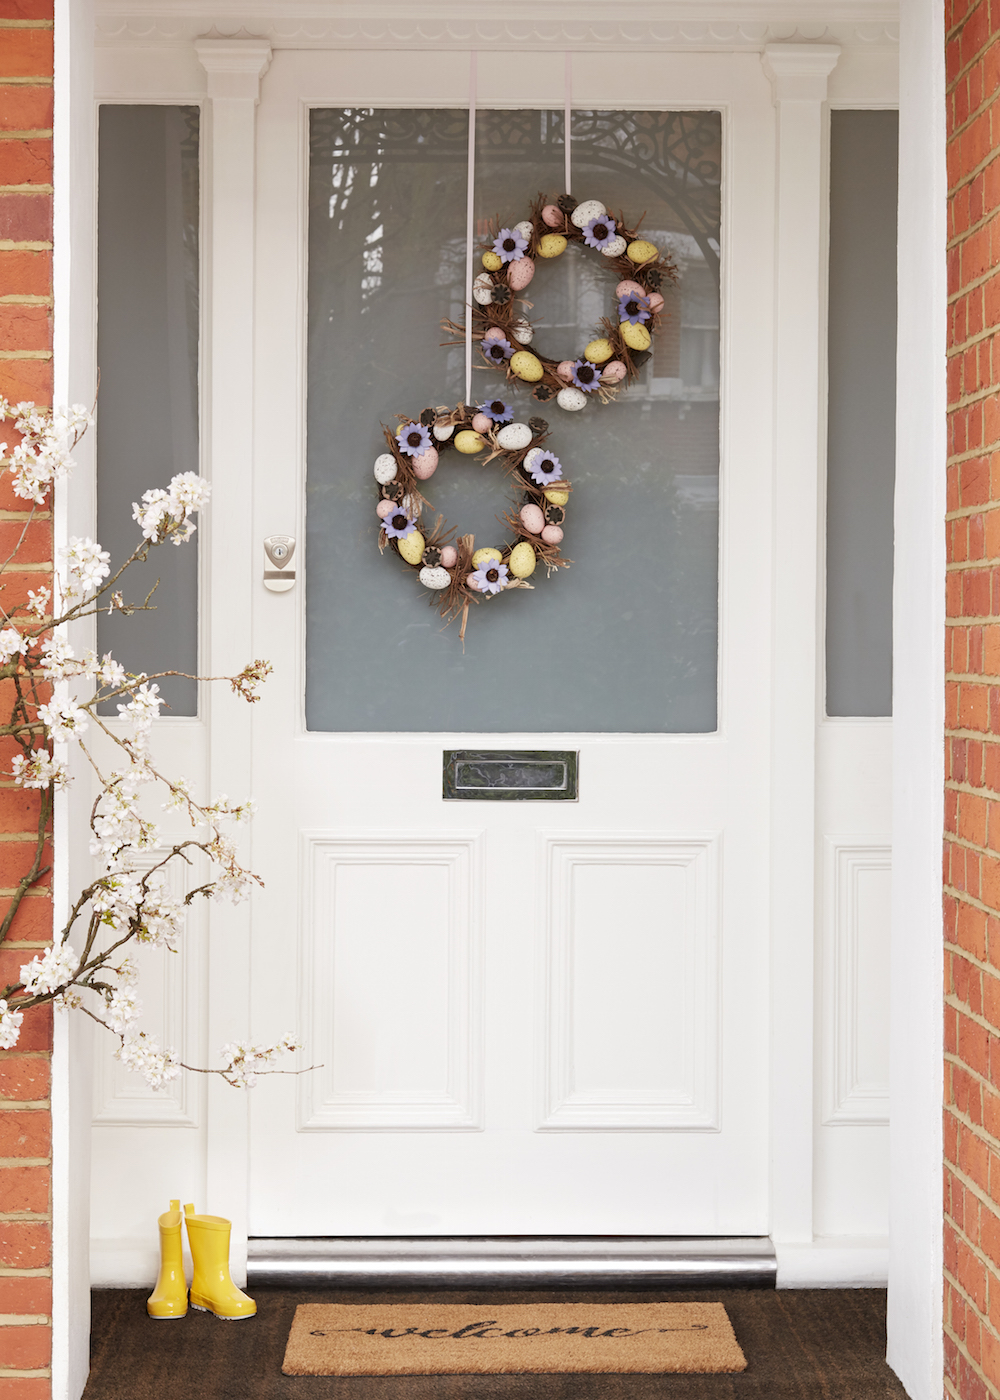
[564,51,572,194]
[464,51,478,408]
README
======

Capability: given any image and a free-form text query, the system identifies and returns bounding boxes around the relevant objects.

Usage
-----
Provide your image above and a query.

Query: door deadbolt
[263,535,296,592]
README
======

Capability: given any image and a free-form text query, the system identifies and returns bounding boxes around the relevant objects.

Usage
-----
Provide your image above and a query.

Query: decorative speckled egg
[571,198,607,229]
[647,292,665,314]
[376,499,395,519]
[400,494,417,515]
[556,360,575,382]
[455,430,486,454]
[483,325,507,342]
[519,503,545,534]
[432,422,454,441]
[620,320,652,352]
[511,317,534,345]
[472,547,502,567]
[544,486,570,506]
[600,236,628,259]
[473,273,494,305]
[510,350,544,382]
[537,233,567,259]
[374,452,397,484]
[584,337,614,363]
[508,257,535,291]
[419,565,451,590]
[541,523,564,544]
[541,204,563,227]
[602,360,628,383]
[556,386,587,412]
[471,412,493,434]
[440,544,458,568]
[397,530,425,566]
[616,279,646,300]
[497,421,533,451]
[412,446,439,480]
[466,573,480,590]
[508,541,537,578]
[514,219,534,240]
[482,250,503,272]
[626,239,658,265]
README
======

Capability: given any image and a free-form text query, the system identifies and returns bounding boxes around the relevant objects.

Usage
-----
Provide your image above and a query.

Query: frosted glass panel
[97,106,200,715]
[306,109,720,732]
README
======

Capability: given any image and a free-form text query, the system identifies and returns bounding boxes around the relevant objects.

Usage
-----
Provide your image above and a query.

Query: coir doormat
[281,1302,748,1376]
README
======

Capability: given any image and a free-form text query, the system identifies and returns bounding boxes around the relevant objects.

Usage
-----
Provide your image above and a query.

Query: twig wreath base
[445,192,678,412]
[374,403,571,639]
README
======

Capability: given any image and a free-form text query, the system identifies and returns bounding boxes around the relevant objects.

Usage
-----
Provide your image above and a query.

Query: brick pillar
[0,1,55,1396]
[944,0,1000,1394]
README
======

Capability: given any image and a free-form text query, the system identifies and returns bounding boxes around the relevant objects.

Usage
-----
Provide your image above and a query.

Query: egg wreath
[373,402,571,634]
[447,192,678,412]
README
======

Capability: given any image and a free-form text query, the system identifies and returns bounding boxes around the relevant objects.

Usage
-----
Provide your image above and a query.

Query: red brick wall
[0,2,55,1396]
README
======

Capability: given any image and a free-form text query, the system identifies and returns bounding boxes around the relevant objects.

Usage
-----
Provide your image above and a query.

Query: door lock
[263,535,296,592]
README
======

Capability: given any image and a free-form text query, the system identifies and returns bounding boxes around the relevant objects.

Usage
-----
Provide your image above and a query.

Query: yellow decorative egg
[482,250,503,272]
[544,487,569,506]
[537,233,567,259]
[620,320,652,352]
[584,337,614,363]
[455,430,486,454]
[626,239,658,265]
[508,541,537,579]
[472,547,502,567]
[397,530,425,566]
[509,350,544,382]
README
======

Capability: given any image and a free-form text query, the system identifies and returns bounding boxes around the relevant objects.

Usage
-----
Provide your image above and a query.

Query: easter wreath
[447,192,678,412]
[374,401,571,637]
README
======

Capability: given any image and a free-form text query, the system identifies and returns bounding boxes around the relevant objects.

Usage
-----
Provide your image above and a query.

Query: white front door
[245,49,775,1237]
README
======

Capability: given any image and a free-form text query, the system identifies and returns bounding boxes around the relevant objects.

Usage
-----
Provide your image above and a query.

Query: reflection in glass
[306,109,721,732]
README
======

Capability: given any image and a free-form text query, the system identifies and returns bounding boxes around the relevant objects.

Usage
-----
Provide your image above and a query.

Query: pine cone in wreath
[419,408,436,426]
[422,545,442,568]
[545,504,566,526]
[532,384,556,402]
[557,193,578,214]
[492,285,512,306]
[528,417,549,436]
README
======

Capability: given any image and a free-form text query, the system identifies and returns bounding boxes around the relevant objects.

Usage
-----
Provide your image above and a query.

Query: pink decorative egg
[508,256,535,291]
[412,447,439,480]
[647,292,665,314]
[556,360,575,382]
[483,325,507,342]
[615,279,646,300]
[519,503,545,534]
[541,204,563,227]
[541,524,564,545]
[466,573,480,590]
[602,360,628,383]
[472,413,492,434]
[440,545,458,568]
[377,499,395,519]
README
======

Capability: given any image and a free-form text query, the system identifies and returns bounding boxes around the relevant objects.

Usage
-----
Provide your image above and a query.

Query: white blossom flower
[168,471,211,514]
[36,697,88,744]
[1,403,92,503]
[0,999,23,1049]
[0,628,26,663]
[11,751,68,788]
[104,986,142,1034]
[132,474,210,546]
[20,943,78,996]
[115,683,162,750]
[61,537,110,597]
[26,586,51,619]
[220,1034,301,1089]
[116,1031,180,1091]
[134,879,183,950]
[97,654,126,690]
[38,634,76,680]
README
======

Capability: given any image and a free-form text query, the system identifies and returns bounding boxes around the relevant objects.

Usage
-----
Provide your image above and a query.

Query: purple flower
[617,293,651,325]
[472,560,509,595]
[480,335,514,366]
[524,447,564,486]
[383,509,417,540]
[492,228,529,264]
[397,423,432,457]
[478,398,512,423]
[582,214,618,251]
[570,359,601,393]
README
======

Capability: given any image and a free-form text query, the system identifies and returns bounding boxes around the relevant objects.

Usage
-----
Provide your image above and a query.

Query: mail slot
[443,750,578,801]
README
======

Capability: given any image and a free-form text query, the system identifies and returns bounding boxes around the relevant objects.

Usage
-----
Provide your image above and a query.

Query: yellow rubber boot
[147,1200,188,1319]
[183,1204,256,1320]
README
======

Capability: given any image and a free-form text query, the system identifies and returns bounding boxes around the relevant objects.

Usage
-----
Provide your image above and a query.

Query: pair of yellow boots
[147,1201,256,1320]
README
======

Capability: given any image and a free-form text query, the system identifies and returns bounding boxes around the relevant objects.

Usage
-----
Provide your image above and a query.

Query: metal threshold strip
[247,1236,776,1290]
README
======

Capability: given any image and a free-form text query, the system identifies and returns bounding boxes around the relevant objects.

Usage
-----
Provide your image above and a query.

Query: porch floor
[84,1286,909,1398]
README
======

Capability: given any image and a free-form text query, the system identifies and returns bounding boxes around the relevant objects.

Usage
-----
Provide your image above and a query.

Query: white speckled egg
[412,446,439,480]
[571,198,607,228]
[419,565,451,590]
[648,292,665,314]
[432,422,454,441]
[376,499,395,519]
[373,452,397,484]
[472,547,502,567]
[602,360,628,383]
[600,236,628,258]
[508,257,535,291]
[497,422,533,451]
[616,279,646,300]
[400,494,417,516]
[508,541,537,578]
[541,524,564,544]
[455,430,486,454]
[510,317,534,345]
[473,273,494,305]
[541,204,563,227]
[556,386,587,412]
[513,220,534,241]
[556,360,575,382]
[519,503,545,534]
[471,412,493,434]
[397,530,425,566]
[440,545,458,568]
